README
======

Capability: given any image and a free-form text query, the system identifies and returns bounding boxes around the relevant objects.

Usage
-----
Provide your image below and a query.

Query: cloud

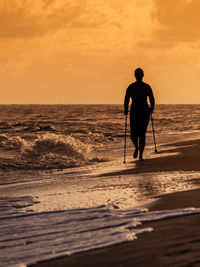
[0,0,163,104]
[0,0,156,86]
[0,0,93,38]
[0,0,126,39]
[153,0,200,42]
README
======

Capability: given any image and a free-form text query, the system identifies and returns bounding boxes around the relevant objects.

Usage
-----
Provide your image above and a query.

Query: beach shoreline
[30,188,200,267]
[102,138,200,176]
[29,138,200,267]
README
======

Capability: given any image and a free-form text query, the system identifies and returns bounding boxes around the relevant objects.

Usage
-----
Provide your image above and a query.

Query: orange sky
[0,0,200,104]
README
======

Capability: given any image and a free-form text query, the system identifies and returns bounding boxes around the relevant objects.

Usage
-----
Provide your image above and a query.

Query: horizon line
[0,103,200,105]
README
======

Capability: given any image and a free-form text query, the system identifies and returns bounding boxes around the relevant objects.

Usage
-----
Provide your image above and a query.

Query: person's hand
[124,110,128,116]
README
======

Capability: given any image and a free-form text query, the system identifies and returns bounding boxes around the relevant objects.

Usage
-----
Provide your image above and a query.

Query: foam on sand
[1,196,200,267]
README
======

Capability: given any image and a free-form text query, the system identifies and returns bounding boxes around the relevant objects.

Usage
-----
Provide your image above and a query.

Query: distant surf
[0,104,200,172]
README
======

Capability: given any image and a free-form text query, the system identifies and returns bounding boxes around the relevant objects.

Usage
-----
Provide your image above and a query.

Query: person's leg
[138,113,150,160]
[138,134,145,161]
[131,135,139,158]
[130,113,139,158]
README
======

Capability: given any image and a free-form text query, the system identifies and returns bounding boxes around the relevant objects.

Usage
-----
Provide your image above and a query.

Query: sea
[1,104,200,266]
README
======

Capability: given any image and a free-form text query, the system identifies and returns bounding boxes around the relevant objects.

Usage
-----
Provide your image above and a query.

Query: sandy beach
[30,139,200,267]
[103,139,200,176]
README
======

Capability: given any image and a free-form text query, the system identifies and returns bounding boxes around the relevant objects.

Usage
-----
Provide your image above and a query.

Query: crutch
[123,115,128,163]
[150,114,158,153]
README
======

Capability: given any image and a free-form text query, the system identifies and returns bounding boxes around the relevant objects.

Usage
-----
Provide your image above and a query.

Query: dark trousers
[130,111,150,144]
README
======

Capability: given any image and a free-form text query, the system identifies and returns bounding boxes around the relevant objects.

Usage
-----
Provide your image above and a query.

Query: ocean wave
[1,196,200,267]
[0,133,107,170]
[72,130,113,143]
[0,121,12,129]
[22,125,56,132]
[0,134,29,151]
[25,133,91,157]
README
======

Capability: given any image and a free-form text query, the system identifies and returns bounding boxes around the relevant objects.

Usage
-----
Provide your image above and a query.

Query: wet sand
[30,139,200,267]
[102,139,200,176]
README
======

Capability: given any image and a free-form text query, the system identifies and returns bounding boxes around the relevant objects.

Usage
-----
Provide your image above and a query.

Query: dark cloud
[0,0,118,39]
[0,9,45,38]
[153,0,200,42]
[0,1,89,39]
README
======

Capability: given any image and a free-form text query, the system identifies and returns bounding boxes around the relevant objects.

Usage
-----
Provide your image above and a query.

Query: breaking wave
[0,133,107,170]
[0,134,28,151]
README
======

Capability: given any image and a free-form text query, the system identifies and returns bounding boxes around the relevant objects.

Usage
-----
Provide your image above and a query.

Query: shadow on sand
[101,139,200,177]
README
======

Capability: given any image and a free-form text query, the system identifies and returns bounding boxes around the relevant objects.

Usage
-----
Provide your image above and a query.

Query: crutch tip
[155,149,158,153]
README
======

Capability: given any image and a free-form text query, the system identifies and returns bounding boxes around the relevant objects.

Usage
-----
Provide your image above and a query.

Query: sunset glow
[0,0,200,104]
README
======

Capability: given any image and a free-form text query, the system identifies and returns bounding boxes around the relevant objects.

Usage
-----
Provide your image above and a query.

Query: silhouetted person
[124,68,155,160]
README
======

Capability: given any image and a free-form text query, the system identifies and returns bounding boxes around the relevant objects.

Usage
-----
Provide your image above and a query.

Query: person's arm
[124,86,131,115]
[148,86,155,114]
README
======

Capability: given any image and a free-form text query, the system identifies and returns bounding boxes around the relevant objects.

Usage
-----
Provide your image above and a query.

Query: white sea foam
[0,196,200,267]
[0,133,108,171]
[0,134,29,151]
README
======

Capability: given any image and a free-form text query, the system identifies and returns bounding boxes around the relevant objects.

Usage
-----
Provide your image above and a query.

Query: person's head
[134,68,144,81]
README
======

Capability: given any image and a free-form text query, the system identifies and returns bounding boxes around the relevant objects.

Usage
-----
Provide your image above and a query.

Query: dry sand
[30,139,200,267]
